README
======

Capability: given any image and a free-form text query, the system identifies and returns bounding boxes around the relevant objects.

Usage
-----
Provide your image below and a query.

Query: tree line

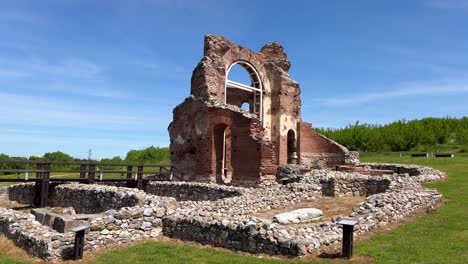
[315,117,468,152]
[0,146,170,173]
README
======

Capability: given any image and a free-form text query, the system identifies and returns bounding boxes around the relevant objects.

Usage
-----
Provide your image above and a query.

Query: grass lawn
[0,152,466,263]
[355,152,468,264]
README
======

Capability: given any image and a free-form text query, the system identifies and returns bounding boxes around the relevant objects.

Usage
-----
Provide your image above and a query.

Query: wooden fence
[0,160,182,207]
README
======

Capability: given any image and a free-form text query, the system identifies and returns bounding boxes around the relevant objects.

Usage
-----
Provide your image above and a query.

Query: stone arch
[225,60,263,121]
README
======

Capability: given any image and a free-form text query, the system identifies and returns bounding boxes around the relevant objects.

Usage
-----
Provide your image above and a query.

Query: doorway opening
[287,130,297,164]
[214,123,232,183]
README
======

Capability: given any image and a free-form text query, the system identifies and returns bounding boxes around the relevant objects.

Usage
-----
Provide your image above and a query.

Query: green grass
[90,242,334,264]
[355,152,468,264]
[0,252,27,264]
[0,152,466,263]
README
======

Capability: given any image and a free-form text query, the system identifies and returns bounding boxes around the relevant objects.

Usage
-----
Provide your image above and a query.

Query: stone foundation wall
[0,207,75,260]
[85,195,177,250]
[145,181,242,201]
[0,184,178,261]
[320,175,391,197]
[162,212,306,256]
[49,184,146,214]
[7,183,35,204]
[0,163,446,260]
[0,186,8,200]
[162,171,443,257]
[4,183,148,214]
[360,163,446,182]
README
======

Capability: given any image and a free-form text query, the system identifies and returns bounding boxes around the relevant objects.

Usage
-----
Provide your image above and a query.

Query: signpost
[337,218,359,259]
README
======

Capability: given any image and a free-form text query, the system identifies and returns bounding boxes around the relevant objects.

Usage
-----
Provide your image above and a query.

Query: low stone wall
[7,183,35,204]
[162,181,442,257]
[0,186,8,200]
[360,163,446,182]
[0,163,446,260]
[49,184,146,214]
[4,183,149,214]
[0,184,178,260]
[320,175,391,197]
[84,194,177,250]
[162,212,308,256]
[176,181,322,216]
[0,208,75,260]
[145,181,242,201]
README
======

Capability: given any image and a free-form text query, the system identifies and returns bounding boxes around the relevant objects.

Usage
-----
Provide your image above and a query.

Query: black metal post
[337,218,358,260]
[70,224,90,260]
[342,225,354,259]
[73,229,85,260]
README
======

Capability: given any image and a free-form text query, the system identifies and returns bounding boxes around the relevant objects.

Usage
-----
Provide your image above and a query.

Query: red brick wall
[169,97,277,185]
[297,122,344,154]
[297,122,347,167]
[277,135,288,165]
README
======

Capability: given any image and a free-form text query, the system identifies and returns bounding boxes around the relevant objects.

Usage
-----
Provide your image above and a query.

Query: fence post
[79,164,87,179]
[34,163,50,207]
[88,164,96,184]
[33,163,43,207]
[126,166,133,179]
[137,166,144,190]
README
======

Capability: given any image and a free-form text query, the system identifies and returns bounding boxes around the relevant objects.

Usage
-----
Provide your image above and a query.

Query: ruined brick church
[169,35,357,185]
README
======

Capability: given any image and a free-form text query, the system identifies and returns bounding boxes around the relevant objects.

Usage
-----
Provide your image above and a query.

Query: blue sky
[1,0,467,159]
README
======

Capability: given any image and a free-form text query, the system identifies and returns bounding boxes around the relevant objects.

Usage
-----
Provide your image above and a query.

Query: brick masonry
[169,35,356,186]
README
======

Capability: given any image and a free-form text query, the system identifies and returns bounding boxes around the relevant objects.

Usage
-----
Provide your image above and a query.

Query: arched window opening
[225,61,262,121]
[227,64,252,86]
[287,130,297,164]
[241,102,250,111]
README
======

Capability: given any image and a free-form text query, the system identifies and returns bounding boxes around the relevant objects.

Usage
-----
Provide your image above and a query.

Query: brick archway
[225,61,263,122]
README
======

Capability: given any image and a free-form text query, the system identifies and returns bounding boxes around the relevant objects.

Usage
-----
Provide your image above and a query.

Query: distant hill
[315,117,468,152]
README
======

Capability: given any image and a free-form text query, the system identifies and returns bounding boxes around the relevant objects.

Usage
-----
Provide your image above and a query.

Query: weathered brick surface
[297,122,349,167]
[169,35,354,185]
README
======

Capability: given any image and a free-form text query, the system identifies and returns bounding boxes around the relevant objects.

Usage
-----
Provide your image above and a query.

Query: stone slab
[274,208,323,224]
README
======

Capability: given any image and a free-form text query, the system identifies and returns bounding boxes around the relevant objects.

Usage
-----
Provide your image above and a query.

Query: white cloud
[0,57,102,80]
[312,80,468,106]
[0,92,169,129]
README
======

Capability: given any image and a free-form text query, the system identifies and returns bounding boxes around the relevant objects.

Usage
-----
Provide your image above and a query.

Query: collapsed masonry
[169,35,358,185]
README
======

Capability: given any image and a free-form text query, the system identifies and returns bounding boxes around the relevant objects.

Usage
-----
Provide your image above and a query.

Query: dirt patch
[0,235,46,264]
[0,198,32,213]
[253,196,366,223]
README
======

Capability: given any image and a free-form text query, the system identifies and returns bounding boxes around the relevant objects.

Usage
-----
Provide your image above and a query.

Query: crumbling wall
[49,184,146,214]
[260,43,301,165]
[297,122,351,167]
[169,34,356,185]
[169,97,277,184]
[145,181,242,201]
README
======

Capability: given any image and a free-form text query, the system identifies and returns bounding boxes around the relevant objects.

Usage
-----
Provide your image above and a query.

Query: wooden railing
[0,160,183,207]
